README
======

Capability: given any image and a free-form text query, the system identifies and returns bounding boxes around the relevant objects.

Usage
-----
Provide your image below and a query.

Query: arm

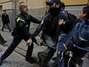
[32,17,46,36]
[64,23,81,49]
[30,15,41,24]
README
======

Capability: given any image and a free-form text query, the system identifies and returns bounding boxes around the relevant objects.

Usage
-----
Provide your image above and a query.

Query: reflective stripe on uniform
[79,36,88,41]
[16,17,25,23]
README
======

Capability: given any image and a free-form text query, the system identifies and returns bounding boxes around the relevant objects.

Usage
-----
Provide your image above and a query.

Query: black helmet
[46,0,61,6]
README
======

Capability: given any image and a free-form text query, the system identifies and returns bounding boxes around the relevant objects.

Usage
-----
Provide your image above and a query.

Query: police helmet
[46,0,61,6]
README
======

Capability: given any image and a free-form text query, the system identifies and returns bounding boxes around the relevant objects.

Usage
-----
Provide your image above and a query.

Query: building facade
[0,0,89,29]
[64,0,88,5]
[0,0,46,29]
[0,0,89,12]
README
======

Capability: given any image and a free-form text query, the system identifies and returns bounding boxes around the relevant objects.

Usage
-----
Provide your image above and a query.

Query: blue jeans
[57,34,69,67]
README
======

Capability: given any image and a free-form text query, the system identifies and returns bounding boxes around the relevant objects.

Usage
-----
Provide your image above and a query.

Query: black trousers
[1,35,34,61]
[2,23,11,31]
[0,34,6,45]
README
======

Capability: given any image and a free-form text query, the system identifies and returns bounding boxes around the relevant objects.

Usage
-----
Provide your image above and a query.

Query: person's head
[79,6,89,20]
[46,0,61,8]
[3,10,6,14]
[46,0,61,15]
[19,2,28,14]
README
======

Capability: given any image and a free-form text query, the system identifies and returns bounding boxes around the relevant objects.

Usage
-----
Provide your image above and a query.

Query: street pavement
[0,45,39,67]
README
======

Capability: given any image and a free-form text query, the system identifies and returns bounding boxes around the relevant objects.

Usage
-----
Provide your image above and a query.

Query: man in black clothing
[33,0,62,67]
[1,10,11,32]
[0,3,40,65]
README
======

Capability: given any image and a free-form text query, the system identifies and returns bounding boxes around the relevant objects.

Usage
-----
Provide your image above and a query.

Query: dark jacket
[33,13,59,42]
[65,19,89,51]
[2,13,10,24]
[12,13,40,36]
[43,14,59,37]
[58,10,77,34]
[34,11,77,41]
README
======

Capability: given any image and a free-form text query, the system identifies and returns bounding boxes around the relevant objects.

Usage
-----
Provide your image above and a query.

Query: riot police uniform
[0,12,40,64]
[33,0,62,66]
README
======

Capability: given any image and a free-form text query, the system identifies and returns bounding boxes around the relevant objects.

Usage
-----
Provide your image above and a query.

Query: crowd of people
[0,0,89,67]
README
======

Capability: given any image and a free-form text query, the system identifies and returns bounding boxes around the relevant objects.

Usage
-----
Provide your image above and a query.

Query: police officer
[0,3,40,65]
[33,0,62,67]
